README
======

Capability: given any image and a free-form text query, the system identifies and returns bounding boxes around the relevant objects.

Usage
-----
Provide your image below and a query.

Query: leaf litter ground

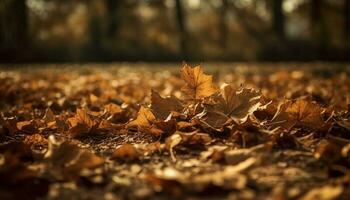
[0,63,349,200]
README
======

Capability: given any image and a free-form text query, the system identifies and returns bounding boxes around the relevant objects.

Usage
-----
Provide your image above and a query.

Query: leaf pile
[0,64,350,200]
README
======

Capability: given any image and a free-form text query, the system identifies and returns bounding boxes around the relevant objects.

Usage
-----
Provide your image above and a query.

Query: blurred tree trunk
[105,0,120,39]
[219,0,229,50]
[272,0,285,39]
[310,0,327,43]
[174,0,189,59]
[344,0,350,40]
[310,0,329,59]
[88,2,104,60]
[0,0,28,49]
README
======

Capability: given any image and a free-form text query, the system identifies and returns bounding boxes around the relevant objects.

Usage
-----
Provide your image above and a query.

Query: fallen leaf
[150,90,184,120]
[272,99,325,130]
[127,106,156,127]
[111,143,140,160]
[219,84,262,121]
[180,64,217,100]
[178,131,212,145]
[43,108,55,123]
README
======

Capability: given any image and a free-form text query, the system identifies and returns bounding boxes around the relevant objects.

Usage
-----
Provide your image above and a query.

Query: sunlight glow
[188,0,200,9]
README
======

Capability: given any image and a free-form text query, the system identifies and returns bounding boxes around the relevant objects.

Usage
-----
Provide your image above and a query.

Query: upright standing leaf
[127,106,156,127]
[181,64,217,99]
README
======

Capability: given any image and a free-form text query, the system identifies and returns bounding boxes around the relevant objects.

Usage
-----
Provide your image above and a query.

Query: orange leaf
[111,143,140,160]
[180,64,217,100]
[127,106,156,127]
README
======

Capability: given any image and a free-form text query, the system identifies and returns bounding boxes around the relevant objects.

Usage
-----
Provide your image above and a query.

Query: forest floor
[0,63,349,200]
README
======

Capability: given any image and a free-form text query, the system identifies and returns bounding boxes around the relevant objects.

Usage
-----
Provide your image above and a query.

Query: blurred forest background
[1,0,350,63]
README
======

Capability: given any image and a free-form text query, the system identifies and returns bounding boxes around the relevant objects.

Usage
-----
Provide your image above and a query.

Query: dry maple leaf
[180,64,217,100]
[197,108,230,132]
[150,90,184,120]
[128,106,156,127]
[220,84,262,120]
[271,99,324,130]
[127,106,165,136]
[67,108,101,137]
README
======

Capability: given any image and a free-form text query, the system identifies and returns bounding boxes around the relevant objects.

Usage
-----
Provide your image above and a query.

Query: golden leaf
[180,64,217,99]
[127,106,156,127]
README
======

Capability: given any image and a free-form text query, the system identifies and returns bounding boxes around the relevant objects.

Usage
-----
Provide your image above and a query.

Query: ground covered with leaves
[0,63,350,200]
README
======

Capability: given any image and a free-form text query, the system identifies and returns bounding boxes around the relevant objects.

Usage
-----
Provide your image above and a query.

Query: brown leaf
[43,108,55,123]
[197,108,230,131]
[16,120,37,134]
[153,119,177,136]
[179,131,212,145]
[45,136,104,175]
[141,125,164,137]
[127,106,156,127]
[272,99,324,130]
[104,103,123,115]
[75,108,96,128]
[67,108,100,137]
[111,143,140,160]
[150,90,184,120]
[219,84,262,121]
[180,64,217,99]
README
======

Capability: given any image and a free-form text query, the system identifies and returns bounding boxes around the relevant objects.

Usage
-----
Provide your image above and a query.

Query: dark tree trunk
[105,0,120,38]
[175,0,189,59]
[310,0,328,58]
[0,0,28,49]
[220,0,229,50]
[344,0,350,40]
[0,0,28,62]
[310,0,327,41]
[272,0,285,39]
